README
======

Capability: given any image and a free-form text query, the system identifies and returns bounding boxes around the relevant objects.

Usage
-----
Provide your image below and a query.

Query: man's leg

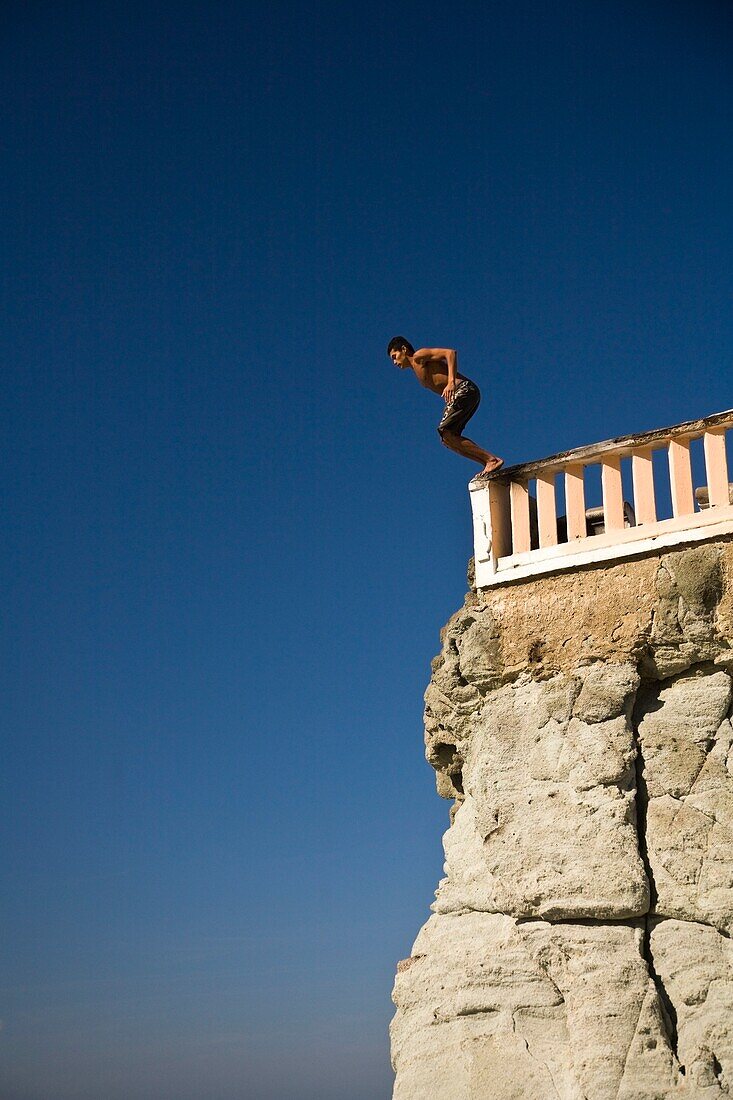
[440,429,503,474]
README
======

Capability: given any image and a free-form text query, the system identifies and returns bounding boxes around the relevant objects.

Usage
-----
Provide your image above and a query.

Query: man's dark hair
[387,336,415,357]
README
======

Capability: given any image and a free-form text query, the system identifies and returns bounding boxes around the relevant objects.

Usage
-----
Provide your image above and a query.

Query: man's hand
[442,381,455,404]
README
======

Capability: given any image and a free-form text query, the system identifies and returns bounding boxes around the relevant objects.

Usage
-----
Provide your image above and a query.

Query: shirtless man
[387,337,503,475]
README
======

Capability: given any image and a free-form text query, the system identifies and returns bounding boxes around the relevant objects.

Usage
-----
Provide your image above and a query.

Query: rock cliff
[391,541,733,1099]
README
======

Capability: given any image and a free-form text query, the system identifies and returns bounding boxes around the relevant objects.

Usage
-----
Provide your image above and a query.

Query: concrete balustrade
[470,408,733,588]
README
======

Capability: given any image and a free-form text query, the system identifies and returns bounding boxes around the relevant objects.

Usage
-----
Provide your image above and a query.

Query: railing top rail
[472,407,733,486]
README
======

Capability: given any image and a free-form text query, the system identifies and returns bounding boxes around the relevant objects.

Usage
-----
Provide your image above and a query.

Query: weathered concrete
[392,539,733,1099]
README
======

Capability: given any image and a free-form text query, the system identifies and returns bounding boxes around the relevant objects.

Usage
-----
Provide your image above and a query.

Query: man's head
[387,336,414,368]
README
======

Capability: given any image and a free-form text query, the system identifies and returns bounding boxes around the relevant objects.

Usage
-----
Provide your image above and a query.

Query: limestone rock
[645,548,727,679]
[391,911,680,1099]
[636,672,732,799]
[637,671,733,932]
[433,673,648,919]
[393,539,733,1098]
[650,918,733,1095]
[573,662,639,723]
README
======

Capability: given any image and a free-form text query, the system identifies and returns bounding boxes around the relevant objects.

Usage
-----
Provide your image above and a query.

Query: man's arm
[414,347,458,401]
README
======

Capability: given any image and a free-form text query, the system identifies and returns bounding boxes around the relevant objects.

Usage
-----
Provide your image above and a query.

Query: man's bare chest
[415,361,449,393]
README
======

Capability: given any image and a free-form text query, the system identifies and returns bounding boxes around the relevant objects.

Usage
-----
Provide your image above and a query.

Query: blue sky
[2,2,733,1097]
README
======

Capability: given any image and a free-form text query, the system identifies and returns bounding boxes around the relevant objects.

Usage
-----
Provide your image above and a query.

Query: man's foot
[481,457,504,475]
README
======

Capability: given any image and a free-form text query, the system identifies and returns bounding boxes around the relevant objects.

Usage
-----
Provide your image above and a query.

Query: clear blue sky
[2,2,732,1098]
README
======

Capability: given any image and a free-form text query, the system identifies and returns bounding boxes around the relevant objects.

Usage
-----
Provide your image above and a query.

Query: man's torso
[412,353,467,394]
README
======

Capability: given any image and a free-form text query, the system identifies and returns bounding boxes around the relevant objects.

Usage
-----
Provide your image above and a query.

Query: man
[387,337,503,475]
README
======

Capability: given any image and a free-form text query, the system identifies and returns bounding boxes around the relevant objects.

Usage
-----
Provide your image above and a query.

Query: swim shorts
[437,378,481,437]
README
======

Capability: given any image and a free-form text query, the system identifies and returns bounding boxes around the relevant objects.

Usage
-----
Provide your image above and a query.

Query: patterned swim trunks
[437,378,481,437]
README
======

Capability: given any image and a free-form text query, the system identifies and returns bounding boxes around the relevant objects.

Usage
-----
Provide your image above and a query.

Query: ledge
[485,508,733,587]
[470,407,733,485]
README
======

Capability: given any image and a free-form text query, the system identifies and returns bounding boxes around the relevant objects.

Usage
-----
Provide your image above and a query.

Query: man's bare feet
[481,457,504,476]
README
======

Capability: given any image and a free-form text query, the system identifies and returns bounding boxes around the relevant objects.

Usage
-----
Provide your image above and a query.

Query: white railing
[469,408,733,588]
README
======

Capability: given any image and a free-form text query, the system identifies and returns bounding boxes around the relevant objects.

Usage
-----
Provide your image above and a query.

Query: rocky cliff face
[391,542,733,1099]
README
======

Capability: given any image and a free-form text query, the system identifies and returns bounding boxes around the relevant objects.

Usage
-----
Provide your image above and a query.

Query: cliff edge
[391,540,733,1099]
